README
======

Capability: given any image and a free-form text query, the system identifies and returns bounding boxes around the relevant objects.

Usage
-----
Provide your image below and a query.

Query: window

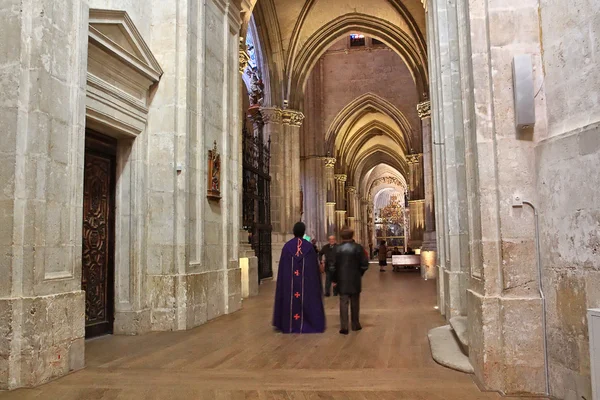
[372,38,384,46]
[350,33,366,47]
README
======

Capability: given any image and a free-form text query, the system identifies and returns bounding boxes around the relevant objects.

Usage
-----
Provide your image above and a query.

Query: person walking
[272,222,326,333]
[332,227,369,335]
[319,235,338,296]
[378,240,388,272]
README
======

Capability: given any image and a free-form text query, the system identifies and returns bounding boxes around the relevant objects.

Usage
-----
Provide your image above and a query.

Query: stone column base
[468,290,546,395]
[147,266,242,332]
[443,269,467,318]
[0,291,85,390]
[420,250,437,280]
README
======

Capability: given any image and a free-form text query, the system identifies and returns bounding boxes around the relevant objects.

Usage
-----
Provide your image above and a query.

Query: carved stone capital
[417,101,431,119]
[407,153,423,165]
[324,157,337,169]
[239,39,250,74]
[335,174,347,183]
[259,107,283,125]
[420,0,428,12]
[346,186,357,194]
[282,109,305,127]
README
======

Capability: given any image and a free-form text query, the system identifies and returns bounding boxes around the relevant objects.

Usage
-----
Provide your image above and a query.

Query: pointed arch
[287,13,428,108]
[326,92,415,154]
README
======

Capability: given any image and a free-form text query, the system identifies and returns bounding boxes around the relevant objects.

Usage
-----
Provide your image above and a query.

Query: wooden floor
[1,265,528,399]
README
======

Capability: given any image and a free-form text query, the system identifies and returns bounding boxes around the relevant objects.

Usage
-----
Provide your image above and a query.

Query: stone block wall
[0,0,244,389]
[534,1,600,398]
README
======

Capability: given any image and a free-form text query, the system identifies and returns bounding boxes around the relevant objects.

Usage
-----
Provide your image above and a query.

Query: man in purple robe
[273,222,326,333]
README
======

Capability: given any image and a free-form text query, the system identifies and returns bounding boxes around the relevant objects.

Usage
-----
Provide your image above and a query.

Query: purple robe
[273,238,326,333]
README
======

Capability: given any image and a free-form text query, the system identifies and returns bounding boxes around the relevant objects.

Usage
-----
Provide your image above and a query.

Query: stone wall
[0,0,244,389]
[535,2,600,397]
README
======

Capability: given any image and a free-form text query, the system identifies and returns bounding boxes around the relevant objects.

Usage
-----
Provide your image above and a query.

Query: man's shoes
[339,329,349,335]
[352,325,362,331]
[325,293,331,297]
[333,293,338,297]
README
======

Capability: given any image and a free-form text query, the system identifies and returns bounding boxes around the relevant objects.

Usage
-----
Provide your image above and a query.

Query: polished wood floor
[1,265,533,400]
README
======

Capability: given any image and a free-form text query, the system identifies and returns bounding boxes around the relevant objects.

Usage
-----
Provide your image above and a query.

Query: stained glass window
[350,33,366,47]
[246,27,258,71]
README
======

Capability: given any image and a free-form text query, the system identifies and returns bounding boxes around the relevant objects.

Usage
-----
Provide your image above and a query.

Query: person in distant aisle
[319,235,338,296]
[331,227,369,335]
[392,247,401,255]
[378,240,388,272]
[406,246,416,255]
[272,222,326,333]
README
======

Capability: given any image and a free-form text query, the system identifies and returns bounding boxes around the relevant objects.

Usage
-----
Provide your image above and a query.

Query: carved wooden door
[82,132,116,338]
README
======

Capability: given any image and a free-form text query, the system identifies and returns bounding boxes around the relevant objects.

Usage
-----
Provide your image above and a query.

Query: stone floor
[1,265,541,400]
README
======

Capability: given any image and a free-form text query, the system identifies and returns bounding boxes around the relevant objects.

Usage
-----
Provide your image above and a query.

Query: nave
[1,269,537,400]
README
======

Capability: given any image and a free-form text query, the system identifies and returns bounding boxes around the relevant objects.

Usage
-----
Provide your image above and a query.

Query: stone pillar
[346,186,357,234]
[334,174,347,238]
[262,107,304,280]
[324,158,337,237]
[408,154,425,249]
[0,0,87,389]
[418,101,437,279]
[282,110,305,230]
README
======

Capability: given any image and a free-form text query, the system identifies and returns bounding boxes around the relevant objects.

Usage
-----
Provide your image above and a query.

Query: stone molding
[282,109,305,127]
[324,157,337,168]
[346,186,357,194]
[259,107,305,127]
[407,153,423,165]
[326,201,337,206]
[87,9,163,137]
[417,100,431,119]
[335,174,348,182]
[239,38,250,73]
[335,210,347,214]
[259,107,283,125]
[420,0,428,12]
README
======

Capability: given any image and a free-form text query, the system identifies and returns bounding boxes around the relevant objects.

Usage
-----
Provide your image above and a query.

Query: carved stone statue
[248,69,264,107]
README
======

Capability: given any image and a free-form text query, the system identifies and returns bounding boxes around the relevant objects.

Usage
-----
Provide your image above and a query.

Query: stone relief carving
[282,109,305,126]
[207,141,221,201]
[335,174,347,182]
[248,69,264,107]
[368,176,405,199]
[346,186,357,194]
[260,107,283,125]
[407,153,423,165]
[324,157,337,168]
[239,38,250,74]
[417,101,431,119]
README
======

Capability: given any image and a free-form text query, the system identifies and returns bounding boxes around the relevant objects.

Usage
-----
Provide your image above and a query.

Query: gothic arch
[287,13,428,108]
[283,0,427,79]
[326,93,414,155]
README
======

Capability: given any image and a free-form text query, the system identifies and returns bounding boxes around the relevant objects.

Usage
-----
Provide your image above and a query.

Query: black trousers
[339,293,361,331]
[325,269,338,295]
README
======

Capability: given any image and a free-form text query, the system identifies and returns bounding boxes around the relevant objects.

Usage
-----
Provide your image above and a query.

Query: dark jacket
[378,245,388,261]
[332,241,369,295]
[319,244,337,270]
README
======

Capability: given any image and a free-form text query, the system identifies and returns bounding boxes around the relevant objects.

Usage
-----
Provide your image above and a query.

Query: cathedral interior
[1,0,599,399]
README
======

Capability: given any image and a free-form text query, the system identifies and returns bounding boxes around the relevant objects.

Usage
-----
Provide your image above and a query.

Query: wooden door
[82,131,117,338]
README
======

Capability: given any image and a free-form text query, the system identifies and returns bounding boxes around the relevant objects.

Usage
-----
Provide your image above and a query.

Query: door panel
[82,132,116,338]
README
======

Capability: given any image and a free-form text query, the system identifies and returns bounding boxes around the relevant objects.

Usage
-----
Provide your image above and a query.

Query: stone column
[418,101,437,279]
[407,154,425,249]
[261,107,304,280]
[346,186,357,234]
[282,110,305,230]
[0,1,88,389]
[334,174,347,238]
[324,158,337,237]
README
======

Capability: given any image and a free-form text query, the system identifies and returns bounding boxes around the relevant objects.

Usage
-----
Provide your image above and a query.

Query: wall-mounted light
[512,54,536,130]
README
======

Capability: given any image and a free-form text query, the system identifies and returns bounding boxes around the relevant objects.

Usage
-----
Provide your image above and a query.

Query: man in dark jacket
[319,235,338,296]
[332,227,369,335]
